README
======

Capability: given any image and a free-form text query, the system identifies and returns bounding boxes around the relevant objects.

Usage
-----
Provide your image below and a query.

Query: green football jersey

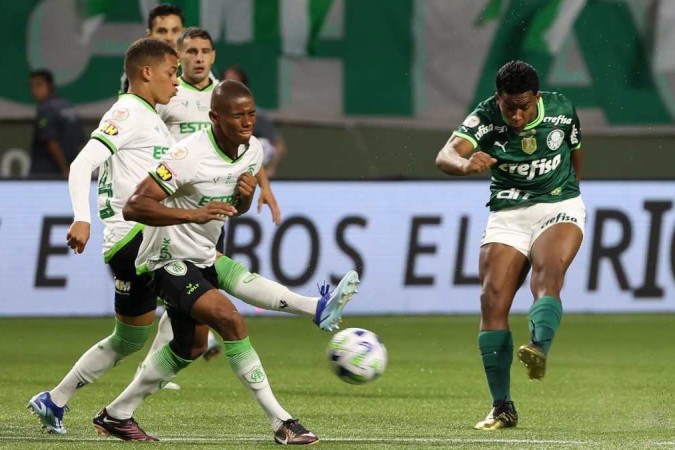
[453,91,581,211]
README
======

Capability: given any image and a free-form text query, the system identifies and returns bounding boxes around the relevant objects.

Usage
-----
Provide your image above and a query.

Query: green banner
[1,0,673,127]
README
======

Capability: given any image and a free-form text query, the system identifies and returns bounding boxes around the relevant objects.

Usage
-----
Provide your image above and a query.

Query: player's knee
[530,267,566,298]
[109,320,152,357]
[210,304,245,335]
[480,285,509,314]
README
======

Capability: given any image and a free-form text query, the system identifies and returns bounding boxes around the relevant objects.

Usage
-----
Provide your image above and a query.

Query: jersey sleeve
[89,106,138,155]
[148,145,197,196]
[451,106,494,150]
[567,107,582,150]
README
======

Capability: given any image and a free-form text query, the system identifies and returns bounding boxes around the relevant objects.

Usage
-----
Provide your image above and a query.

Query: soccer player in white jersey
[158,27,281,226]
[26,38,179,435]
[92,80,351,444]
[144,28,296,378]
[27,41,357,437]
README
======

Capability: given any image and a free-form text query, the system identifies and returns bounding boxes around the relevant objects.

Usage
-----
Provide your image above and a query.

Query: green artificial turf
[1,314,674,449]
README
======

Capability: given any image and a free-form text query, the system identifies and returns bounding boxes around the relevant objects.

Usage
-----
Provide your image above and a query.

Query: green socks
[478,330,513,404]
[215,255,249,292]
[224,336,292,430]
[528,296,563,354]
[109,319,152,357]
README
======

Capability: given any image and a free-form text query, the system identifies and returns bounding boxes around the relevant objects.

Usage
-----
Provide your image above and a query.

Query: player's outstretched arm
[235,172,258,217]
[435,135,496,176]
[66,139,111,253]
[255,167,281,225]
[123,177,237,226]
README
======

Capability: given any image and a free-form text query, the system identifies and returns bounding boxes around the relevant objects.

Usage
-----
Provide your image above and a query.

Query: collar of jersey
[120,93,157,113]
[178,76,215,92]
[523,96,545,131]
[207,126,249,163]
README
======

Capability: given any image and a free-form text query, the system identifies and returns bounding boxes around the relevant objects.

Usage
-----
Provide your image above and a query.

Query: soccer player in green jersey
[435,60,585,430]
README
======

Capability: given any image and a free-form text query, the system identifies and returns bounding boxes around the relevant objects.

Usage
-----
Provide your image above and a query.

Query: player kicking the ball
[436,60,585,430]
[92,80,352,444]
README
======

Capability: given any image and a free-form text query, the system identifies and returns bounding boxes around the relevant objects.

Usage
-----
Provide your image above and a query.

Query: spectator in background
[222,65,287,177]
[29,69,85,177]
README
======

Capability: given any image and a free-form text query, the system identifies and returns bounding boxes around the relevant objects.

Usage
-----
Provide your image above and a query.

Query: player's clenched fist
[463,151,497,175]
[237,172,257,199]
[67,221,91,254]
[190,201,237,224]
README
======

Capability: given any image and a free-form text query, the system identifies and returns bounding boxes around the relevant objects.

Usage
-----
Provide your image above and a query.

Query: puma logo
[495,141,508,152]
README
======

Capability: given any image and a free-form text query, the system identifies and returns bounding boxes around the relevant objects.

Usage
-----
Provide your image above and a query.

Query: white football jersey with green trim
[157,77,215,142]
[91,93,174,256]
[136,127,263,271]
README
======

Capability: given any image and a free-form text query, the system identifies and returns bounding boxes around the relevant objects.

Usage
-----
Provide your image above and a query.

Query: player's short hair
[177,27,214,49]
[212,79,253,112]
[495,60,539,95]
[222,65,249,87]
[124,38,178,80]
[147,3,184,30]
[29,69,54,87]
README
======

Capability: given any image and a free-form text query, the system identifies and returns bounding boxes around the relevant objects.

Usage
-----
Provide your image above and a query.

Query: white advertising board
[0,181,673,316]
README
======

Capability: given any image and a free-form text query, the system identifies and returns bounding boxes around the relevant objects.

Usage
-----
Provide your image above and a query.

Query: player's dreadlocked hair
[147,4,184,30]
[124,38,178,81]
[495,60,539,95]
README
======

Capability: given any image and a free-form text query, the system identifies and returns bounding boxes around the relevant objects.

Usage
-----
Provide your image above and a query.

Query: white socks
[50,320,151,407]
[231,274,318,316]
[107,344,191,419]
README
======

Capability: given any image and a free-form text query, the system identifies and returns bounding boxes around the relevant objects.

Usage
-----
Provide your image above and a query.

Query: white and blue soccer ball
[327,328,387,384]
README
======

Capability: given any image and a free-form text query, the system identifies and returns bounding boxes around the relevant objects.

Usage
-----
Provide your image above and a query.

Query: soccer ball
[327,328,387,384]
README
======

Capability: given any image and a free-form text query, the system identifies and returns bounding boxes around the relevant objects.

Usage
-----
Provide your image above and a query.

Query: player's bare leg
[519,223,582,380]
[475,243,528,430]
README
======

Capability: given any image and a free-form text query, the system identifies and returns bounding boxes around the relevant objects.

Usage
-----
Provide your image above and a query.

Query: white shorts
[481,196,586,257]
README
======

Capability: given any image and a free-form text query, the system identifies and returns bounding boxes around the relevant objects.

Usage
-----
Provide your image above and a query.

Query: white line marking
[0,435,589,445]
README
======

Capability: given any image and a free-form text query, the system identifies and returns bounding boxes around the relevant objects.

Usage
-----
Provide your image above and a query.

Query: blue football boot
[27,391,68,434]
[314,270,360,331]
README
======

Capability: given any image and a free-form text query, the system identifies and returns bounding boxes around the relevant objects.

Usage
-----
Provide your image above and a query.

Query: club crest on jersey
[99,122,119,136]
[165,261,187,276]
[521,136,537,154]
[547,129,565,151]
[462,114,481,128]
[111,108,129,121]
[169,147,188,160]
[155,163,173,181]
